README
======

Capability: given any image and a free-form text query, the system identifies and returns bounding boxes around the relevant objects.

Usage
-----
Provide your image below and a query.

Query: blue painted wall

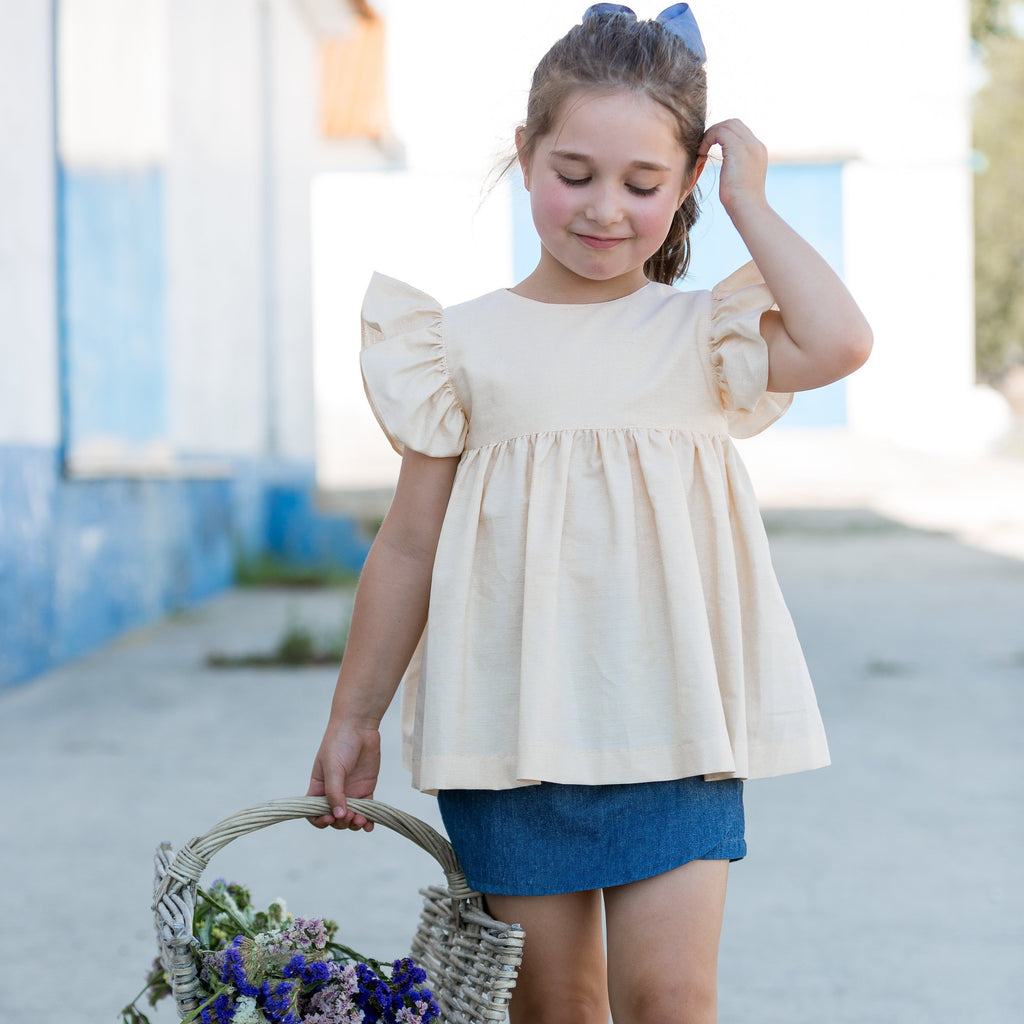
[0,446,371,691]
[264,484,374,569]
[61,169,168,454]
[512,161,848,426]
[0,445,229,686]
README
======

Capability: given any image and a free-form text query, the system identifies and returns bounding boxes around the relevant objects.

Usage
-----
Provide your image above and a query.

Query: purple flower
[282,954,307,978]
[282,953,332,987]
[214,994,236,1021]
[302,960,332,985]
[353,963,392,1021]
[199,992,237,1023]
[262,979,299,1024]
[220,938,258,999]
[268,915,330,955]
[305,979,363,1024]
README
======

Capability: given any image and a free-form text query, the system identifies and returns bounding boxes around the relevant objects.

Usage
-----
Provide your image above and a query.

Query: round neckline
[502,281,656,308]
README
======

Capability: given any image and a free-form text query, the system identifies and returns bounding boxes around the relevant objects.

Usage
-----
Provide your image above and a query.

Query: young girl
[308,5,871,1022]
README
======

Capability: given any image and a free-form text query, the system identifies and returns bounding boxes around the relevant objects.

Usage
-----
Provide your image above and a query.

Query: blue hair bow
[582,3,706,63]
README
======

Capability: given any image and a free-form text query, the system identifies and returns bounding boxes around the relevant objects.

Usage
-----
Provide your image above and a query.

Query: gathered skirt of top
[436,776,745,896]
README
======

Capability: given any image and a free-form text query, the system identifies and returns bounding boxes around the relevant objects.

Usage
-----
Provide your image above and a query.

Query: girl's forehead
[543,88,684,159]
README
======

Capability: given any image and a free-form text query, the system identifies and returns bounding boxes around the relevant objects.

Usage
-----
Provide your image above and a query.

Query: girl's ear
[678,153,708,207]
[515,126,530,191]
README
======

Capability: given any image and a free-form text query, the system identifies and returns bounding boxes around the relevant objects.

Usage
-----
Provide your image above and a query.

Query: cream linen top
[360,262,830,794]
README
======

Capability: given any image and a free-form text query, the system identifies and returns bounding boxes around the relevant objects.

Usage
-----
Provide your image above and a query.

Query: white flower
[231,995,268,1023]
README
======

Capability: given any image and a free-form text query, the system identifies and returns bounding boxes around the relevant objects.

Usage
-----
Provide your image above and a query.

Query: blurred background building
[1,0,1011,689]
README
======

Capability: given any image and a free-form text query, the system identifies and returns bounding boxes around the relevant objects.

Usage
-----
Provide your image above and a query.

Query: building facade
[0,0,369,689]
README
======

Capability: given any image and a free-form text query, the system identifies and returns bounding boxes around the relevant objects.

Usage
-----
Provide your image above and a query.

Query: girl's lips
[577,234,626,250]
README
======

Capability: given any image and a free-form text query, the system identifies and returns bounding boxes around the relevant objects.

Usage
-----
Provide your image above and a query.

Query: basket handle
[154,796,475,904]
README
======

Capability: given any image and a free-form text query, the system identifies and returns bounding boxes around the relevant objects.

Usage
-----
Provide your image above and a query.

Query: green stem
[122,978,155,1009]
[178,991,219,1024]
[119,966,165,1022]
[197,885,258,940]
[326,939,383,973]
[118,1002,151,1024]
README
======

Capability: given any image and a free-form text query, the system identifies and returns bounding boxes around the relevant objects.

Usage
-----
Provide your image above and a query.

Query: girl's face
[518,88,699,303]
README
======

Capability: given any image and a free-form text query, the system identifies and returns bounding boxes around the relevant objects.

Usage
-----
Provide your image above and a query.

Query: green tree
[972,0,1014,38]
[972,0,1024,380]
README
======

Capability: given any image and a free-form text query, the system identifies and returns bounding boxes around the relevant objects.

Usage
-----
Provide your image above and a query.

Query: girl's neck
[510,248,651,305]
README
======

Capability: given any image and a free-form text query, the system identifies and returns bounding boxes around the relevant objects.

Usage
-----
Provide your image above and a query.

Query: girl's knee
[613,976,717,1024]
[509,987,609,1024]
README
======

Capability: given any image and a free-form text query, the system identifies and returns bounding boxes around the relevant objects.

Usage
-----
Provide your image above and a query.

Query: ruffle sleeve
[709,262,793,438]
[360,273,469,457]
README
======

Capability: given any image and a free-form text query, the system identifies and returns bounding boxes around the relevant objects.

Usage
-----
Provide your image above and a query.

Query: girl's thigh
[485,889,610,1024]
[603,860,730,1024]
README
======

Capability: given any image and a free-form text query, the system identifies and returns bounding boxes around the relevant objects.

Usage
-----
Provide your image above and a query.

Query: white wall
[166,0,318,462]
[269,0,320,462]
[0,1,60,447]
[57,0,169,168]
[166,0,272,458]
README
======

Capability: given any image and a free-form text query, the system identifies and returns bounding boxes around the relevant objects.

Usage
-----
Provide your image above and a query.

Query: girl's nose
[585,186,624,226]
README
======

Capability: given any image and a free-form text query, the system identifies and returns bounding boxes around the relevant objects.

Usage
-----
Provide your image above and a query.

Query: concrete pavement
[1,431,1021,1023]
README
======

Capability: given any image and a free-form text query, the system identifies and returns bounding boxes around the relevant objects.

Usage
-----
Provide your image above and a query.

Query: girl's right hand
[306,717,382,831]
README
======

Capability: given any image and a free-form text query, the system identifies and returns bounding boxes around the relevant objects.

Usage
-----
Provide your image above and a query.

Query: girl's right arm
[306,448,460,831]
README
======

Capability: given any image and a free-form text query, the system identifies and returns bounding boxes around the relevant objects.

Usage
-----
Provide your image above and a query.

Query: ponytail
[645,191,699,284]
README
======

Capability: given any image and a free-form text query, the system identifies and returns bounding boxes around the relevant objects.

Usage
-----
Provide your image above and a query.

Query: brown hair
[515,12,707,284]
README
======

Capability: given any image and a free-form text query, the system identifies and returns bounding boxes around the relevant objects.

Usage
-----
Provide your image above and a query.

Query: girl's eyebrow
[549,149,670,172]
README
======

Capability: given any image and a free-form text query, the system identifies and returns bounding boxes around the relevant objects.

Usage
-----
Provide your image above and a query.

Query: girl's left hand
[699,119,768,217]
[698,120,873,392]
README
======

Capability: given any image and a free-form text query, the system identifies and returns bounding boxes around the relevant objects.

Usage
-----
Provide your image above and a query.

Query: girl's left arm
[700,119,873,393]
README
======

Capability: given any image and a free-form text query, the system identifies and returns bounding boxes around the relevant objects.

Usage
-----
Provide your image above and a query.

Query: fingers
[698,118,760,157]
[697,125,719,158]
[323,764,377,831]
[698,118,735,157]
[305,759,352,829]
[325,798,376,832]
[342,809,375,832]
[698,118,768,214]
[305,756,376,832]
[305,769,336,829]
[306,810,374,831]
[305,722,382,832]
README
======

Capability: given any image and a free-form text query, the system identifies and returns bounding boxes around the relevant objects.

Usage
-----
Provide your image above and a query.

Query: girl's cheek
[534,189,575,230]
[640,203,673,237]
[548,188,577,218]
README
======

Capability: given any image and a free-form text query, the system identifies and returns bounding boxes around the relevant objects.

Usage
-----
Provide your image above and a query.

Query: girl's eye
[555,172,660,197]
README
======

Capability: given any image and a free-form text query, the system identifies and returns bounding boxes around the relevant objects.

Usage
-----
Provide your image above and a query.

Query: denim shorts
[437,776,745,896]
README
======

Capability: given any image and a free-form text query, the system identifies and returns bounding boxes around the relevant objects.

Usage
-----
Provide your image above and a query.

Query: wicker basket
[152,796,525,1023]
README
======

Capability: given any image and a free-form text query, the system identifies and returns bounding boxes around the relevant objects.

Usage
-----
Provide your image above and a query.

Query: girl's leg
[603,860,729,1024]
[485,889,611,1024]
